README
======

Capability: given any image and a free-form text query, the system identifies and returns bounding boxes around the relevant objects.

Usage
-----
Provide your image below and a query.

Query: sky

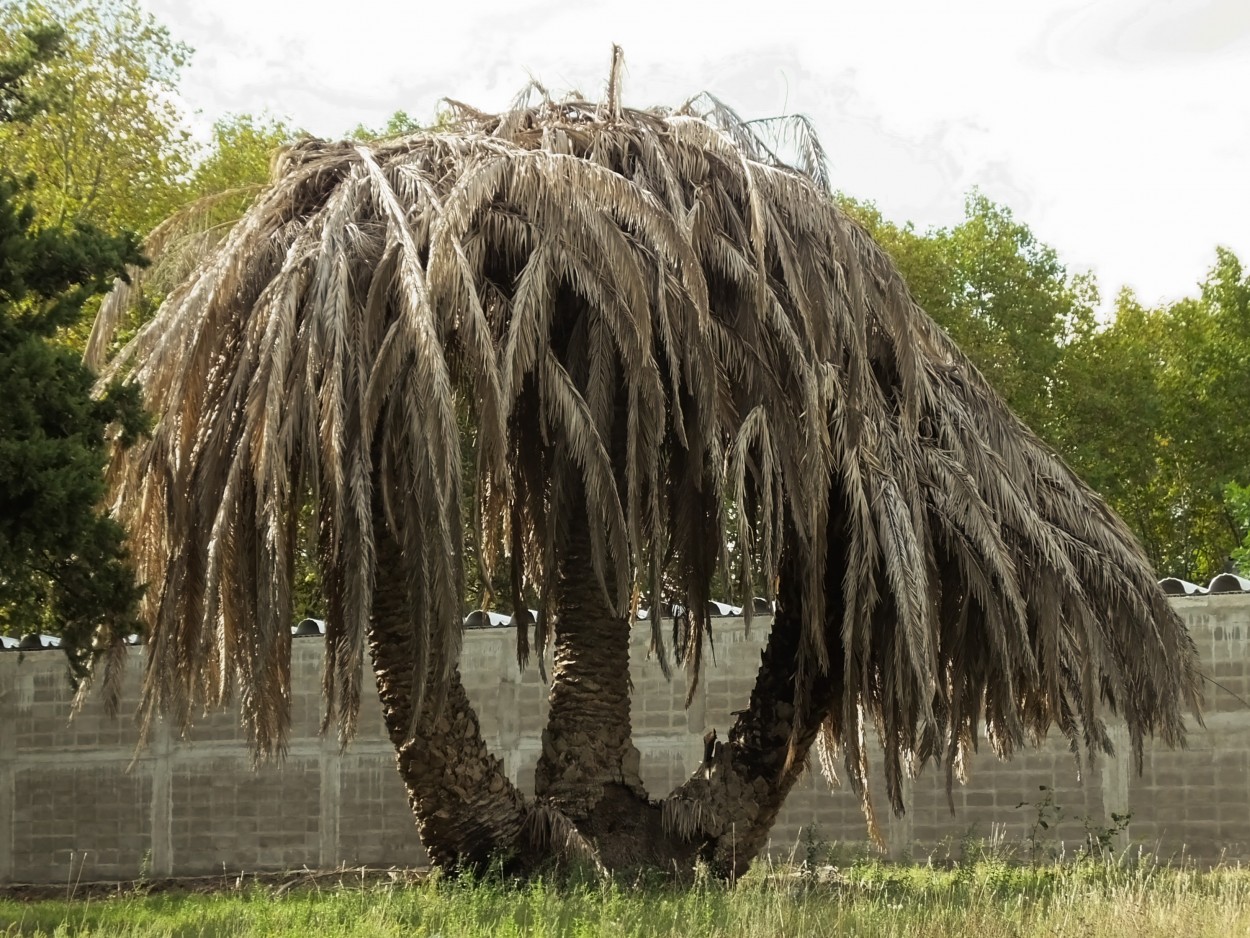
[142,0,1250,311]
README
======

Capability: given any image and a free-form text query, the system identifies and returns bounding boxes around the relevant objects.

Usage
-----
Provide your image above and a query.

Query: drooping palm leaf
[91,58,1201,818]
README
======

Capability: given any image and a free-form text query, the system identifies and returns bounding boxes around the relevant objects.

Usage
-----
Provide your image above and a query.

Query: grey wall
[2,595,1248,883]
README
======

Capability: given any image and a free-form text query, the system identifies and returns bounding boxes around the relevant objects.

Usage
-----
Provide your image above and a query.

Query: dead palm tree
[87,50,1202,878]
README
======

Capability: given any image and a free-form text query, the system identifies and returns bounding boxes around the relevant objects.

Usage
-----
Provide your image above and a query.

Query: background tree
[0,0,192,234]
[1228,482,1250,575]
[0,17,145,690]
[0,18,62,122]
[347,109,425,141]
[185,113,300,221]
[0,0,193,356]
[1053,251,1250,581]
[1154,249,1250,579]
[1049,290,1170,562]
[839,191,1096,436]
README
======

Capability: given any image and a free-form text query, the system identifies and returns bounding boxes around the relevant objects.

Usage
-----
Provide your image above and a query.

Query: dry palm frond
[662,792,715,842]
[524,800,609,876]
[84,185,270,371]
[92,56,1201,815]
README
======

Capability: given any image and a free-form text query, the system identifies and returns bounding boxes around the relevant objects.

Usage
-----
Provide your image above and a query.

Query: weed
[1016,784,1064,864]
[1081,810,1133,860]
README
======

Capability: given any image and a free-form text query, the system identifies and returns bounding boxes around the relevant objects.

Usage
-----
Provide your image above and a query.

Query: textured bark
[368,526,529,872]
[665,526,847,879]
[368,488,844,878]
[534,508,647,813]
[529,506,709,873]
[367,500,693,876]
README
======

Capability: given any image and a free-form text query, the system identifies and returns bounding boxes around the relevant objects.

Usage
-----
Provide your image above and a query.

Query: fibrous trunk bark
[665,528,846,879]
[534,510,645,811]
[530,508,692,871]
[367,495,843,879]
[368,522,530,872]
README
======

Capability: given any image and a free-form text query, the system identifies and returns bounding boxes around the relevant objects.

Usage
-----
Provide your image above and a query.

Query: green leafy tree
[347,109,425,141]
[1228,483,1250,575]
[840,191,1096,435]
[1149,249,1250,578]
[0,18,145,685]
[1173,249,1250,485]
[0,0,193,234]
[186,112,299,220]
[0,18,62,122]
[1051,251,1250,581]
[1049,290,1171,561]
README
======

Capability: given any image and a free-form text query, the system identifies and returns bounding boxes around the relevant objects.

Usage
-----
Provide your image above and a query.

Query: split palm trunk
[369,478,847,877]
[534,507,646,812]
[530,507,697,872]
[368,503,682,874]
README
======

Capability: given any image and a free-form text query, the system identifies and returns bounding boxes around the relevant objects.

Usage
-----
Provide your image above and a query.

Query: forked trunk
[366,502,692,876]
[368,525,529,872]
[530,508,692,871]
[368,497,842,879]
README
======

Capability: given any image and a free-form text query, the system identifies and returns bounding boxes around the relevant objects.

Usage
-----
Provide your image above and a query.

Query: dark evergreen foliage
[0,21,145,685]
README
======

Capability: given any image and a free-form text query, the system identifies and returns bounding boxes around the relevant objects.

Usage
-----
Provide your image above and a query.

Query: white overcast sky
[142,0,1250,310]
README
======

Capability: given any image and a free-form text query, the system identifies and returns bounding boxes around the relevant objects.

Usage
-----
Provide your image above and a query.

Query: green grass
[3,860,1249,937]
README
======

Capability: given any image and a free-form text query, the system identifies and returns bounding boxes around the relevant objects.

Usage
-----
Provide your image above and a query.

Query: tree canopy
[1054,250,1250,582]
[1230,483,1250,575]
[3,0,1244,596]
[4,0,1242,587]
[0,16,145,690]
[0,0,192,234]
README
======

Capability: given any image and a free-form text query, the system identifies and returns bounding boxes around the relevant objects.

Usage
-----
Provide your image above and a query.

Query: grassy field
[2,859,1249,937]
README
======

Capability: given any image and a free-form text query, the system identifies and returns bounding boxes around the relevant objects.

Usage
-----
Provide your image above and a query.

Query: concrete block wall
[1,595,1247,883]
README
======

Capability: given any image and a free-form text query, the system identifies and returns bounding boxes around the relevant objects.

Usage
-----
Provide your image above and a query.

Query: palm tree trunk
[534,507,647,817]
[527,504,703,874]
[369,487,843,878]
[665,527,846,879]
[368,525,530,872]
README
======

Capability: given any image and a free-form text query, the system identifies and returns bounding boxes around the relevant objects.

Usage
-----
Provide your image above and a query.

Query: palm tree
[87,52,1202,879]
